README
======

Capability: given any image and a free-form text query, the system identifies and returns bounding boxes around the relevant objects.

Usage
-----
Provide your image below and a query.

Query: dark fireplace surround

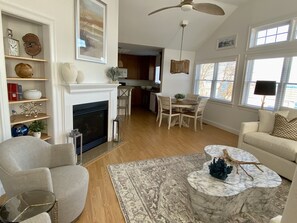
[73,101,108,154]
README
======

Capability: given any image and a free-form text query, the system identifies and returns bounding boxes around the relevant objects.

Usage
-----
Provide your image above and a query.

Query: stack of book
[7,83,23,101]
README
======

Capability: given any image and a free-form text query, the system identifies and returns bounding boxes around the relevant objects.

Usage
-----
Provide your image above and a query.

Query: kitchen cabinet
[141,89,150,110]
[119,54,156,80]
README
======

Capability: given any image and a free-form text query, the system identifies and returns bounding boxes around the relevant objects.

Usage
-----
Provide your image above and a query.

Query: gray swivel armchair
[0,136,89,223]
[21,212,52,223]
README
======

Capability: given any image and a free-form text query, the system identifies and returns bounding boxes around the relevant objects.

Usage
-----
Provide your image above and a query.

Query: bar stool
[118,88,131,116]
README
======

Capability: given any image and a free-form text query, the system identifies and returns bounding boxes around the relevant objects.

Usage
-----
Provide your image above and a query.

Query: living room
[0,0,297,222]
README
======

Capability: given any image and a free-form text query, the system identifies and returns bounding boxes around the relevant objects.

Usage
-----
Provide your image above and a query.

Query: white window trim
[194,55,239,104]
[246,16,297,52]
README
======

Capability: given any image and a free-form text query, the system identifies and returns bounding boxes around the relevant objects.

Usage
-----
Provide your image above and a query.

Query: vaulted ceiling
[118,0,250,54]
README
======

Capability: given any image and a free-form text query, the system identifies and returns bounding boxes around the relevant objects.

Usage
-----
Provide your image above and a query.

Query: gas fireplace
[73,101,108,154]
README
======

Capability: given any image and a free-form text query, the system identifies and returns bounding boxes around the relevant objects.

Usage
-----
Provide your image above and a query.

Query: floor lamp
[254,81,276,109]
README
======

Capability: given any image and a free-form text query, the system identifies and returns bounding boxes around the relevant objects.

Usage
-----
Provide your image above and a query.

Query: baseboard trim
[204,119,239,135]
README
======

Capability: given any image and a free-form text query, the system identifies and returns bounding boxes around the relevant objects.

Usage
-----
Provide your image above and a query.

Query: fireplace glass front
[73,101,108,154]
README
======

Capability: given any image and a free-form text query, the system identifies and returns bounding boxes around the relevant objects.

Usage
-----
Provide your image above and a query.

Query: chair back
[159,96,172,112]
[195,97,209,117]
[155,93,162,103]
[186,93,199,101]
[0,136,51,173]
[118,87,131,97]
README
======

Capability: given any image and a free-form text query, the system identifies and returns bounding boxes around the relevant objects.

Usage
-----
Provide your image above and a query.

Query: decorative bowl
[23,89,42,100]
[11,124,29,137]
[15,63,33,78]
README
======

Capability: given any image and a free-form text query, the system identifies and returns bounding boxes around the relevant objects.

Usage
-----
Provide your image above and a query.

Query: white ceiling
[118,0,250,54]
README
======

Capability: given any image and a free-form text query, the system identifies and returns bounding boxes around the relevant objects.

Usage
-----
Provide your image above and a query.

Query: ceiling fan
[148,0,225,16]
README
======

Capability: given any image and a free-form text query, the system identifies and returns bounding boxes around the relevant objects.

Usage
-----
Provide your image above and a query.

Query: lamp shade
[254,81,276,96]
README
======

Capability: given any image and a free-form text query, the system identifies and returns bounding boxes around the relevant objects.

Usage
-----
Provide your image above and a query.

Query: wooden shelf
[36,133,51,141]
[5,55,47,62]
[7,77,48,81]
[40,133,51,141]
[9,97,48,105]
[10,113,50,125]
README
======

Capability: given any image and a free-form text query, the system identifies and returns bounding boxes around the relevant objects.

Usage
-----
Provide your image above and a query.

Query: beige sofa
[238,108,297,180]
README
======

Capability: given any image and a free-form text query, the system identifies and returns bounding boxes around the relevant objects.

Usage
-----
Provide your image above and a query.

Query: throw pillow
[272,114,297,141]
[258,110,289,133]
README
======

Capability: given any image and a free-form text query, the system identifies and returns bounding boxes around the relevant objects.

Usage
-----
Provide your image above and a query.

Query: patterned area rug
[108,153,290,223]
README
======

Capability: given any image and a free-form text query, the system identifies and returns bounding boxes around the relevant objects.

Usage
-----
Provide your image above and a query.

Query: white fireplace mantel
[63,83,120,93]
[60,83,118,143]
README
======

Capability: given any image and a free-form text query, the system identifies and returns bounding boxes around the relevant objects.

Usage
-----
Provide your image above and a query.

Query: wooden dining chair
[186,93,199,101]
[155,92,162,122]
[185,93,200,112]
[158,96,181,129]
[179,97,209,131]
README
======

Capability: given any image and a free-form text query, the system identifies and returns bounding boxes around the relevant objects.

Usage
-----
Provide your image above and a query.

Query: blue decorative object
[209,158,233,180]
[11,124,29,137]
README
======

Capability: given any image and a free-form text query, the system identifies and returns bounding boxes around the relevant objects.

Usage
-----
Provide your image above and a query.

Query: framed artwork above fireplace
[75,0,107,63]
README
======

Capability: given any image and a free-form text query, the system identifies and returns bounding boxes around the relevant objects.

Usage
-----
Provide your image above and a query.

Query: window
[283,57,297,108]
[249,18,297,48]
[195,59,237,102]
[196,63,214,97]
[155,66,161,84]
[242,56,297,109]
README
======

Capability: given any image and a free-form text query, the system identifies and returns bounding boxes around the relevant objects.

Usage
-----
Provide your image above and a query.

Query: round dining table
[171,99,198,109]
[170,99,198,127]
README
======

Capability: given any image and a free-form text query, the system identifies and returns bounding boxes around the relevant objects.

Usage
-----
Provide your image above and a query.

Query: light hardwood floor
[76,108,238,223]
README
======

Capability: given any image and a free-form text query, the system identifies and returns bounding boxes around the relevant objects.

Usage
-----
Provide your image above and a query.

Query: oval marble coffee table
[187,145,282,223]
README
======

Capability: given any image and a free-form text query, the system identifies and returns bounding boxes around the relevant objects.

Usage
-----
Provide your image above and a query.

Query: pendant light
[170,20,190,74]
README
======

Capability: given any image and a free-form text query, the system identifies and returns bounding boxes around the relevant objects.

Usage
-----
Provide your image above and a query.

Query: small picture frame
[216,34,237,50]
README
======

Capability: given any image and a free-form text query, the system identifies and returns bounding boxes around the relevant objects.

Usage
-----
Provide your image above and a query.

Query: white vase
[110,80,119,84]
[33,132,41,138]
[23,89,42,100]
[77,70,85,84]
[61,63,78,84]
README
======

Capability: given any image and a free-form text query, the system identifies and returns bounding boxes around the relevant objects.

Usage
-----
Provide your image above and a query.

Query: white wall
[195,0,297,134]
[161,48,196,97]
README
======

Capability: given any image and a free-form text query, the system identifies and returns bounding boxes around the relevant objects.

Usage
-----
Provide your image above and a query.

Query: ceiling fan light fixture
[181,4,192,11]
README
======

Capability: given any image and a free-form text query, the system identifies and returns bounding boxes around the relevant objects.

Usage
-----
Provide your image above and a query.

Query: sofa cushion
[280,107,297,120]
[272,114,297,141]
[258,110,289,133]
[243,132,297,162]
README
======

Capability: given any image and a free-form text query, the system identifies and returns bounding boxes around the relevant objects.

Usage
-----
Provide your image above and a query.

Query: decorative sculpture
[209,158,233,180]
[19,102,42,117]
[219,149,263,180]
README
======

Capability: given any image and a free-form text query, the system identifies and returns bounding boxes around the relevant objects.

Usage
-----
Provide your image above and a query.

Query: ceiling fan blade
[148,5,181,16]
[182,0,194,4]
[193,3,225,16]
